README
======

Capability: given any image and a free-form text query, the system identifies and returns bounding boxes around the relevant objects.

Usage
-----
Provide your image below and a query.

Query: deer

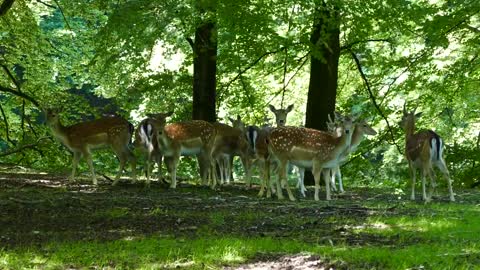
[400,103,455,202]
[211,116,252,186]
[241,104,301,196]
[269,104,293,127]
[45,108,137,186]
[134,111,173,187]
[267,114,354,201]
[155,120,217,189]
[296,114,377,196]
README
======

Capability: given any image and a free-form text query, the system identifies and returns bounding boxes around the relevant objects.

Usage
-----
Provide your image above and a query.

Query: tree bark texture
[0,0,15,16]
[304,3,341,185]
[192,21,217,122]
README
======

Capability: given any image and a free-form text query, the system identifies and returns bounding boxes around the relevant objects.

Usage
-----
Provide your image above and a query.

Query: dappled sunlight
[351,222,392,233]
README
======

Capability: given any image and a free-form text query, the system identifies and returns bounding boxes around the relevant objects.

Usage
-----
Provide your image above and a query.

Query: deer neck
[335,129,353,156]
[48,119,71,146]
[350,125,365,150]
[405,118,416,140]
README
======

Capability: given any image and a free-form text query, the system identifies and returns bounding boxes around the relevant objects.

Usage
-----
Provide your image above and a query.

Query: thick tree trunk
[192,21,217,122]
[0,0,15,16]
[304,3,340,185]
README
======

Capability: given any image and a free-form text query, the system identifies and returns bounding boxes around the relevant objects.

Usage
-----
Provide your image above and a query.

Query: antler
[327,113,335,124]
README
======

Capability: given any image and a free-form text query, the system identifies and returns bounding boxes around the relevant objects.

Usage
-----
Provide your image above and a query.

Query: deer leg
[329,169,337,192]
[427,167,437,199]
[270,161,278,195]
[275,161,286,200]
[69,152,81,183]
[240,155,250,187]
[127,148,137,184]
[436,158,455,202]
[337,167,344,193]
[155,154,163,183]
[313,165,321,201]
[167,156,179,189]
[145,151,152,187]
[297,167,306,198]
[216,157,225,185]
[84,151,97,185]
[210,157,218,190]
[421,167,429,202]
[258,160,265,197]
[282,164,296,201]
[409,162,416,201]
[322,169,332,201]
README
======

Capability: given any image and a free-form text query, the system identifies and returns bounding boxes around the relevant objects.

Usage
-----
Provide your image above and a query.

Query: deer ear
[286,104,294,112]
[268,104,276,112]
[415,112,423,118]
[236,115,241,121]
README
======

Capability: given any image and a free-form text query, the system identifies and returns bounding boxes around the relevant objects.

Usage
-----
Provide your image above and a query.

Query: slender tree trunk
[304,3,340,185]
[192,21,217,122]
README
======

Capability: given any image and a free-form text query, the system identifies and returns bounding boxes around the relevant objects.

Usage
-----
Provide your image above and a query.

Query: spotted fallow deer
[134,111,173,186]
[156,120,217,189]
[296,114,377,196]
[268,115,354,201]
[244,104,294,195]
[45,108,137,185]
[211,117,252,186]
[400,103,455,202]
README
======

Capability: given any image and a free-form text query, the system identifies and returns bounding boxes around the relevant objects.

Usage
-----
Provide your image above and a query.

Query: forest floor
[0,170,479,269]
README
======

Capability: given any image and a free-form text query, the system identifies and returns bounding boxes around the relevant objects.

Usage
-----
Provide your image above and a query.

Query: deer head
[269,104,293,127]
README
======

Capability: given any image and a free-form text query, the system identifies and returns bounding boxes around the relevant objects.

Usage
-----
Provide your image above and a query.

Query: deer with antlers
[134,111,173,186]
[400,103,455,202]
[267,114,354,201]
[155,120,217,189]
[45,108,137,185]
[296,114,377,196]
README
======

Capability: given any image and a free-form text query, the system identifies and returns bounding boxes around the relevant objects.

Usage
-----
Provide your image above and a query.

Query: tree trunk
[192,21,217,122]
[304,3,340,186]
[190,1,218,180]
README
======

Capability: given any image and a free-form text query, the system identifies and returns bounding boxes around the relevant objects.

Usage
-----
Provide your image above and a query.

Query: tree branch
[0,85,41,108]
[220,47,285,95]
[0,137,49,157]
[0,0,15,16]
[186,37,195,52]
[35,0,55,9]
[340,38,391,51]
[267,52,309,105]
[52,0,71,31]
[349,49,403,154]
[0,102,15,145]
[1,63,21,90]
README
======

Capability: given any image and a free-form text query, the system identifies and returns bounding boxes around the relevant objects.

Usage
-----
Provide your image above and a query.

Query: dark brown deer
[400,103,455,202]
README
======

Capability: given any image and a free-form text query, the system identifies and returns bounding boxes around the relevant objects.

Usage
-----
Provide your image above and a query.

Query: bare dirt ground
[0,171,476,269]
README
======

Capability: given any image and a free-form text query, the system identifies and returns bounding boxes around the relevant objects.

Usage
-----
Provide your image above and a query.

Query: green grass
[1,173,480,269]
[2,232,479,269]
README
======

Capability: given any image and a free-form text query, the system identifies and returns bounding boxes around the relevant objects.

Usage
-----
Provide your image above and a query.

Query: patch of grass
[2,234,480,269]
[209,212,226,226]
[2,174,480,269]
